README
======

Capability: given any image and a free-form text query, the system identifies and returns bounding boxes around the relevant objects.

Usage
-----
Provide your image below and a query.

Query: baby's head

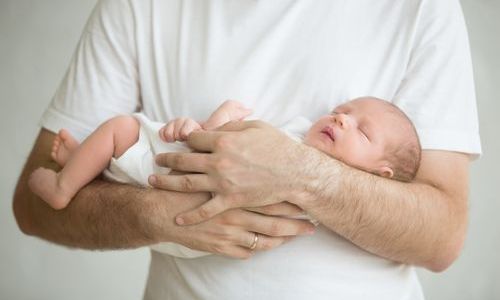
[304,97,421,182]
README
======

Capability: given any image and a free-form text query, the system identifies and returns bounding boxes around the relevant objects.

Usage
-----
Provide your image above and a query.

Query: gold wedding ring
[249,233,259,250]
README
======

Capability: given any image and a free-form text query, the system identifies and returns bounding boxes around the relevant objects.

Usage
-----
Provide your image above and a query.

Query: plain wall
[0,1,498,299]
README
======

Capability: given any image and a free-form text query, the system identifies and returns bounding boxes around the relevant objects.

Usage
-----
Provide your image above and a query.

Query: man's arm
[13,129,313,254]
[150,121,470,271]
[291,147,469,272]
[13,129,202,249]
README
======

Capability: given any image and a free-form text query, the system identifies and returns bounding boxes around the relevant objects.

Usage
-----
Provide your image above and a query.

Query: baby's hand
[159,118,202,142]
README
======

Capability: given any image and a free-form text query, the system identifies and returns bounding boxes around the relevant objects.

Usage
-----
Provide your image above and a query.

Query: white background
[1,1,498,299]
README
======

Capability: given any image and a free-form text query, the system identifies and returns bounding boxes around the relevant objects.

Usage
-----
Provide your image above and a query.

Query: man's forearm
[288,146,469,271]
[15,176,209,250]
[12,129,209,250]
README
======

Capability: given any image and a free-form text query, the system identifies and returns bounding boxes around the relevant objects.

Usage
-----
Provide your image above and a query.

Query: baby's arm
[159,100,252,142]
[202,100,252,130]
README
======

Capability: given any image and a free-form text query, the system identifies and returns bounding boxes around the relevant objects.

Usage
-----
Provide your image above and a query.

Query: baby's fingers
[159,122,176,143]
[179,119,202,140]
[172,118,187,141]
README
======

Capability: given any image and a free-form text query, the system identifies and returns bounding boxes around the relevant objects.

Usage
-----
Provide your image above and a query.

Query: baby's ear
[378,166,394,179]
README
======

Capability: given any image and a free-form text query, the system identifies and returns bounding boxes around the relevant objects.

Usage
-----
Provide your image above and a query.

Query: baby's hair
[378,100,421,182]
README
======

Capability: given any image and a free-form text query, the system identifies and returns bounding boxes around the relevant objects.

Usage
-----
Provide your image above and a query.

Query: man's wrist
[141,188,212,244]
[285,143,343,211]
[139,188,175,244]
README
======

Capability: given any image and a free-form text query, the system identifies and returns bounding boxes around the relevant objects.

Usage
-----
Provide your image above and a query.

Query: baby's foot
[51,129,79,166]
[28,167,72,210]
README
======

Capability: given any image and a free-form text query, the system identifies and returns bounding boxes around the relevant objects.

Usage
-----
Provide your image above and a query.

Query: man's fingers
[215,120,268,132]
[214,235,290,258]
[246,202,304,217]
[251,235,292,251]
[227,247,253,259]
[155,152,211,173]
[176,195,230,225]
[187,121,269,151]
[185,130,228,152]
[241,213,315,237]
[228,225,292,253]
[148,174,215,192]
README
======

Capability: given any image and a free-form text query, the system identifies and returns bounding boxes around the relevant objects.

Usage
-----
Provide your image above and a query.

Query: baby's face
[304,98,400,175]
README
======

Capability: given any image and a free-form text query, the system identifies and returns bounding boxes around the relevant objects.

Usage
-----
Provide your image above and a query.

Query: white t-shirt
[40,0,481,299]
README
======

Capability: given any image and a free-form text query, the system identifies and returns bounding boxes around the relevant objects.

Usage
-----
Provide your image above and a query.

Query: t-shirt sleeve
[40,0,140,142]
[393,0,481,158]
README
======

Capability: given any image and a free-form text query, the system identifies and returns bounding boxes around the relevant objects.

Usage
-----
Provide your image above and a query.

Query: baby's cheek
[345,146,372,168]
[303,130,317,147]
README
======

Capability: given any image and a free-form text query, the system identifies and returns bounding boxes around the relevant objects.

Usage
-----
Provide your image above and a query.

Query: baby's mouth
[321,126,335,141]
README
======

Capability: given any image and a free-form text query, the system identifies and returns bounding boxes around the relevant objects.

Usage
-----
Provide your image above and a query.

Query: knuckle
[219,178,235,191]
[213,225,232,240]
[262,205,277,215]
[172,154,186,168]
[198,206,212,220]
[154,175,166,186]
[218,213,236,225]
[181,176,195,191]
[214,136,231,150]
[212,245,225,255]
[214,157,232,173]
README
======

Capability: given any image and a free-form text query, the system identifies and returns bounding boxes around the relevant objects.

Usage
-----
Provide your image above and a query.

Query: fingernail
[306,228,316,235]
[176,217,185,225]
[149,175,157,185]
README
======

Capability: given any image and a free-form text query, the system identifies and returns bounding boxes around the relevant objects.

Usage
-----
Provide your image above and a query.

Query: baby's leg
[29,116,140,210]
[51,129,80,166]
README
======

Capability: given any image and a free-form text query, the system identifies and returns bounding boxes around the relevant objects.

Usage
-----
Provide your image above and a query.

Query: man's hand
[171,206,315,259]
[149,120,308,225]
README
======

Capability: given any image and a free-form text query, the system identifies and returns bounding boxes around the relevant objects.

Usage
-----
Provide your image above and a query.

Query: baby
[29,97,421,257]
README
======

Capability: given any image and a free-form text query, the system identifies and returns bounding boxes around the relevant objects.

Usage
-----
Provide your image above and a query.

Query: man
[13,0,481,299]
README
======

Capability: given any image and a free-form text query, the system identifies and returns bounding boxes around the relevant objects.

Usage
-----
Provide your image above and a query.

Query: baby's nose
[334,113,350,129]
